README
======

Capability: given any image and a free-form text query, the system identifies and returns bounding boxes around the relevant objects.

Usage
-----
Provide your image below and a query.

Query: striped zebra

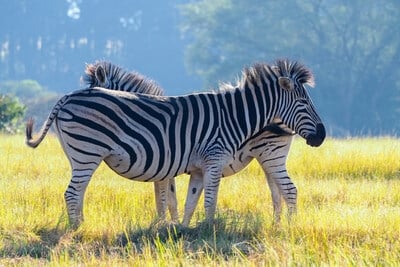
[26,59,325,228]
[84,61,297,225]
[82,61,179,222]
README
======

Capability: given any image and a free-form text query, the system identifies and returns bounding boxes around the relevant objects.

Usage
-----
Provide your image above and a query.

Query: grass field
[0,134,399,266]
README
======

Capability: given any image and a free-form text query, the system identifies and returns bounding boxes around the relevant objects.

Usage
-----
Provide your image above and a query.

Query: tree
[0,80,60,129]
[0,95,25,133]
[0,0,198,95]
[0,80,49,102]
[179,0,400,135]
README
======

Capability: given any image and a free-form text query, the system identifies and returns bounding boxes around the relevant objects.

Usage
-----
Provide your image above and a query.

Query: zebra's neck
[218,85,275,146]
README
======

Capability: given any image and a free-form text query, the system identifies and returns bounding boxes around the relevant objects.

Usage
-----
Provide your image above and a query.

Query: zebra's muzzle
[306,123,326,147]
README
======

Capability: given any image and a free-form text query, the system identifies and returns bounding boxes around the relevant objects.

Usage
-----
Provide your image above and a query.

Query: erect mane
[239,59,315,88]
[81,61,164,96]
[274,59,315,87]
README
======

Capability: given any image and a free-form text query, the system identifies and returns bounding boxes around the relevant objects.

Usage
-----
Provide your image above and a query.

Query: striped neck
[218,84,277,145]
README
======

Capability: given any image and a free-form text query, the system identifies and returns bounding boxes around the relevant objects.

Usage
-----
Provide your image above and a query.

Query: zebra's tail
[25,95,68,148]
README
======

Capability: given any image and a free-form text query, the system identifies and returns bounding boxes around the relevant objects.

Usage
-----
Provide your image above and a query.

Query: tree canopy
[0,0,399,135]
[0,0,198,94]
[180,0,400,135]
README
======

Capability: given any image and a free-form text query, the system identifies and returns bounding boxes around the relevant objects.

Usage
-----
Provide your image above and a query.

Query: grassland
[0,134,399,266]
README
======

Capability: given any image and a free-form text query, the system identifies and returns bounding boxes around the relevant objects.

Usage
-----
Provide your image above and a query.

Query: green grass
[1,135,399,266]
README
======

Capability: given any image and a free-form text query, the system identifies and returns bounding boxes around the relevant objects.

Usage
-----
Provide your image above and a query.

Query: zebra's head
[268,59,325,147]
[81,61,164,96]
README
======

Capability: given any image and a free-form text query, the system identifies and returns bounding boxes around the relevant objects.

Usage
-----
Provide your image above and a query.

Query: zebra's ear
[95,65,107,85]
[278,77,294,91]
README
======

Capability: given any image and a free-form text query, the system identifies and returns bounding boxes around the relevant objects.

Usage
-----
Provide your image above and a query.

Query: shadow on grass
[0,212,272,260]
[115,211,269,256]
[0,225,68,259]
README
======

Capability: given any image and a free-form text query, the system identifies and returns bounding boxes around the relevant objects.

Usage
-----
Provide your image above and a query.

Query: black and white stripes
[26,59,325,227]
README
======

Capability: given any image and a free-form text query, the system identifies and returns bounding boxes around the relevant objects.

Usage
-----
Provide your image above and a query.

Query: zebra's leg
[202,166,223,224]
[263,170,297,224]
[267,170,297,222]
[154,178,179,222]
[280,172,297,219]
[182,171,203,227]
[265,174,283,224]
[65,166,98,228]
[257,135,296,223]
[167,178,179,222]
[154,178,170,221]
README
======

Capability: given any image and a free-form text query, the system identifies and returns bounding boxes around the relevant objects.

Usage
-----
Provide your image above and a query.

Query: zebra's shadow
[0,213,268,260]
[0,224,67,260]
[116,212,268,255]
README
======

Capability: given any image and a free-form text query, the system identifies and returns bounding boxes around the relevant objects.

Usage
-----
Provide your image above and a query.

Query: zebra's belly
[103,151,188,182]
[222,155,254,177]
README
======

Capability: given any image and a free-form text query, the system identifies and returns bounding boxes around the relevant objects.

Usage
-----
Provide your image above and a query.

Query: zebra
[82,61,179,222]
[84,61,298,225]
[26,59,325,228]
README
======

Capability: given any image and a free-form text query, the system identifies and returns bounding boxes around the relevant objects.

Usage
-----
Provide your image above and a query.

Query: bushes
[0,94,26,133]
[0,80,60,134]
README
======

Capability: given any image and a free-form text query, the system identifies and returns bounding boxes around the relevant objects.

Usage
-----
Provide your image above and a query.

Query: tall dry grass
[0,134,399,266]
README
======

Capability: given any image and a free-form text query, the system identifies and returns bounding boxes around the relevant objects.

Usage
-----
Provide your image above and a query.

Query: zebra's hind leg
[64,168,96,228]
[182,171,203,227]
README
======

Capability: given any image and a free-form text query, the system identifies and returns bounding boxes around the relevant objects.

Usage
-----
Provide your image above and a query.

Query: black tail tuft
[25,118,38,148]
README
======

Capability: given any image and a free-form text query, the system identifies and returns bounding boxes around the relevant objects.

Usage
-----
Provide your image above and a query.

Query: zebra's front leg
[203,167,223,225]
[263,168,297,223]
[278,173,297,219]
[265,175,283,224]
[256,135,296,224]
[154,178,171,221]
[64,171,93,228]
[167,178,179,222]
[182,171,203,227]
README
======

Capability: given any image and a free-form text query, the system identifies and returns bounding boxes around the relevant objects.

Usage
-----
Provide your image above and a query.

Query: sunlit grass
[0,134,399,265]
[289,136,400,179]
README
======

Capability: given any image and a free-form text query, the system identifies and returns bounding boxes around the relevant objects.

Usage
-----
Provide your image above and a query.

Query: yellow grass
[0,134,399,266]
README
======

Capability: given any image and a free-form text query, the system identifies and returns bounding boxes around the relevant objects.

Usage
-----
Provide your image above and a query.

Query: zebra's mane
[273,59,315,87]
[219,59,315,93]
[243,59,315,88]
[81,61,164,96]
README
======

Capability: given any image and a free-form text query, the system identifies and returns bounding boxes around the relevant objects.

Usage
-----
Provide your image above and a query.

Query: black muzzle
[306,123,326,147]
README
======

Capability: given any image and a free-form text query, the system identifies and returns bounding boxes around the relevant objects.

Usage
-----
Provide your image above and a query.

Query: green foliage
[0,80,44,101]
[1,135,400,265]
[0,80,60,128]
[0,79,58,103]
[0,95,26,133]
[179,0,400,135]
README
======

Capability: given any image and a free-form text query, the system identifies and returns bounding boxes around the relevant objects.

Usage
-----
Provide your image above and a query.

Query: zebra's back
[55,88,230,182]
